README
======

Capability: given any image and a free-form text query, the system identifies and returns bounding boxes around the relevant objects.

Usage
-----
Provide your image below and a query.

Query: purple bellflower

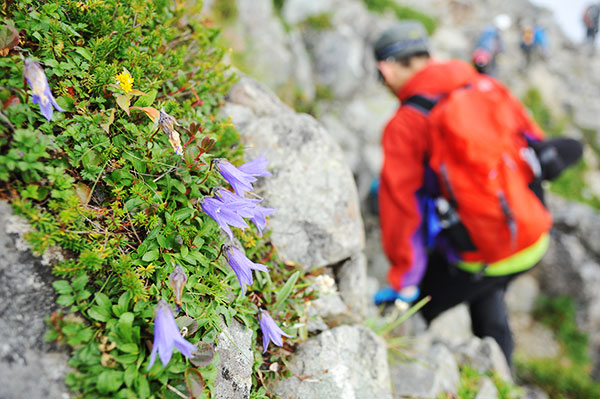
[214,159,257,195]
[216,189,275,236]
[259,310,291,353]
[224,245,269,295]
[238,153,272,177]
[23,58,65,121]
[147,299,196,369]
[169,264,187,308]
[200,196,248,240]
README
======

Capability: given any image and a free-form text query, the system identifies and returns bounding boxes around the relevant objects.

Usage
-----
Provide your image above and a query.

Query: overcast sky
[530,0,594,42]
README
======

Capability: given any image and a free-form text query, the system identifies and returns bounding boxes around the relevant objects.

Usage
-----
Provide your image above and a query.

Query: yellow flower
[116,70,133,93]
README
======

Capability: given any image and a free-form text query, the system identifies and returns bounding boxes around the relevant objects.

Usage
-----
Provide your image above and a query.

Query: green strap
[457,233,550,276]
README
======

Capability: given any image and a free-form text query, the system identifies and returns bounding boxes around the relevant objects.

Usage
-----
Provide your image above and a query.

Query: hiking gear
[374,20,429,61]
[379,60,548,291]
[584,5,600,30]
[472,48,492,68]
[374,285,420,305]
[403,75,553,266]
[528,137,583,181]
[418,249,527,366]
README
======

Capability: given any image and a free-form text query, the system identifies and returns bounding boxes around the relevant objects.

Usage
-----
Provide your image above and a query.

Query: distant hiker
[583,3,600,53]
[520,23,549,64]
[471,15,511,75]
[372,20,582,366]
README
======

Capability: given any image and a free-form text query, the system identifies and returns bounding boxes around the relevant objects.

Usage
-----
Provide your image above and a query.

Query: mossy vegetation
[362,0,437,34]
[516,295,600,399]
[0,1,312,398]
[454,365,523,399]
[522,88,600,209]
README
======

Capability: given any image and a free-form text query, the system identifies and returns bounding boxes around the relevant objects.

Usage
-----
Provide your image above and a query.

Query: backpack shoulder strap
[403,94,439,115]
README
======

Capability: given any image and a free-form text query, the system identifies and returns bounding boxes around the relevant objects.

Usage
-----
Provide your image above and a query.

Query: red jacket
[379,60,545,290]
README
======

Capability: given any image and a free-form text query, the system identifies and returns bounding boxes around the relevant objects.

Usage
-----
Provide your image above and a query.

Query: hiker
[520,22,548,64]
[372,20,581,366]
[583,3,600,52]
[471,15,510,75]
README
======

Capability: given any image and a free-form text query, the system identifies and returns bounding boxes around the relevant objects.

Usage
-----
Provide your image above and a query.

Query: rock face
[270,325,392,399]
[224,75,365,271]
[389,343,460,398]
[0,201,71,399]
[214,319,254,399]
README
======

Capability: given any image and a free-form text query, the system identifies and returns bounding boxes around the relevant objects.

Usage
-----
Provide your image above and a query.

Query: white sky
[530,0,593,42]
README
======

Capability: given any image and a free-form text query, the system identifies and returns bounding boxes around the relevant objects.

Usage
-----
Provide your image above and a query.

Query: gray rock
[270,325,392,399]
[0,201,71,399]
[476,377,499,399]
[334,252,368,320]
[233,0,294,90]
[452,337,513,382]
[305,29,367,99]
[390,343,460,397]
[225,77,365,270]
[214,319,253,399]
[427,304,473,346]
[505,274,540,314]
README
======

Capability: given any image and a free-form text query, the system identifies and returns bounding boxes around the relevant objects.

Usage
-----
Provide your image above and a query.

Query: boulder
[389,343,460,397]
[224,76,365,270]
[0,201,71,399]
[270,325,392,399]
[214,319,253,399]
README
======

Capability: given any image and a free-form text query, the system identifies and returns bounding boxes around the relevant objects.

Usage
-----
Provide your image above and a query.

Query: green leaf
[116,94,130,115]
[75,182,91,205]
[52,280,72,294]
[71,274,88,291]
[88,305,111,322]
[119,343,139,354]
[97,370,124,394]
[135,374,151,399]
[276,270,300,306]
[100,108,115,134]
[95,292,112,311]
[142,249,159,262]
[118,312,134,342]
[190,342,215,367]
[173,207,194,221]
[123,365,136,388]
[184,368,205,398]
[74,47,92,61]
[133,89,157,108]
[57,294,75,307]
[55,96,75,111]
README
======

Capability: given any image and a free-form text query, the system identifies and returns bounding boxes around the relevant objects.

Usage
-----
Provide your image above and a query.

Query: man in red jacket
[372,20,553,366]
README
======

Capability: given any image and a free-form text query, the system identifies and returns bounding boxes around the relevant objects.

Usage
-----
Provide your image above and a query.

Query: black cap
[374,20,429,61]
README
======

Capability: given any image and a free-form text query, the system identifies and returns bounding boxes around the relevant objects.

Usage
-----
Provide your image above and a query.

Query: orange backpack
[405,75,552,264]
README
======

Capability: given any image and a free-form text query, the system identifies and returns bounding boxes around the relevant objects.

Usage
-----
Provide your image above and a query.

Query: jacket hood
[398,59,478,101]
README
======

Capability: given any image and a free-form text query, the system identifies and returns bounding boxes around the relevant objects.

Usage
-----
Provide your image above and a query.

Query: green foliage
[515,359,600,399]
[1,0,312,397]
[515,295,600,399]
[362,0,437,34]
[211,0,238,24]
[533,296,589,367]
[300,13,334,31]
[455,365,523,399]
[522,88,600,209]
[522,88,567,137]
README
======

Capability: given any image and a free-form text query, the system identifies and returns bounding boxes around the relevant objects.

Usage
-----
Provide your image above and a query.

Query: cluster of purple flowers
[149,155,290,369]
[23,56,292,368]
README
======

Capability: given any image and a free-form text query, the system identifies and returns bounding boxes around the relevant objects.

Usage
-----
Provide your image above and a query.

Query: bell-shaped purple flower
[259,310,291,353]
[224,245,268,295]
[200,196,248,240]
[147,299,196,369]
[214,159,257,195]
[169,264,187,307]
[23,58,65,121]
[238,154,272,177]
[216,189,275,236]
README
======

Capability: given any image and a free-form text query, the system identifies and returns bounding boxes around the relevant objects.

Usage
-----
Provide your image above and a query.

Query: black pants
[417,251,522,366]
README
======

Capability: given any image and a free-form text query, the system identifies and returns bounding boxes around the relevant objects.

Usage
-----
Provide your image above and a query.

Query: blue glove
[374,286,420,305]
